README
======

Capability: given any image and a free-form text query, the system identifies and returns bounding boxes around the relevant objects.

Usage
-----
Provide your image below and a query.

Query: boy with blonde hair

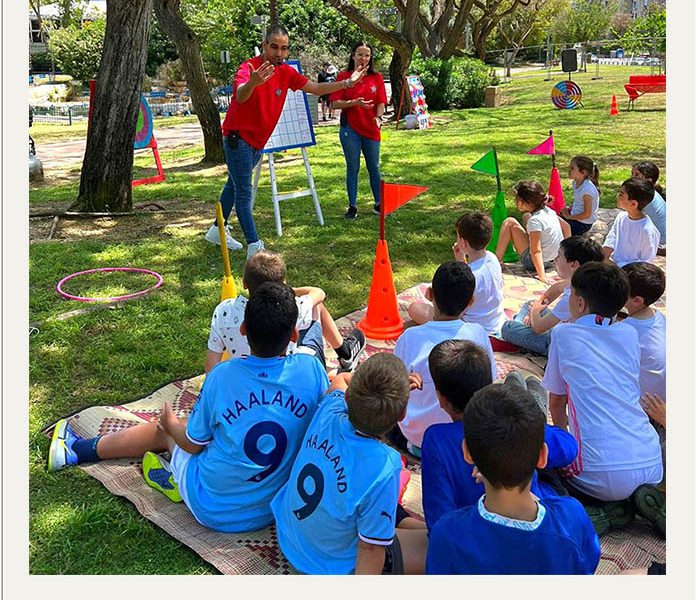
[271,353,428,574]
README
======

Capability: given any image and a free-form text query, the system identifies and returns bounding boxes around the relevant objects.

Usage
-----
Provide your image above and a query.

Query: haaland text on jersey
[304,433,348,493]
[221,389,310,424]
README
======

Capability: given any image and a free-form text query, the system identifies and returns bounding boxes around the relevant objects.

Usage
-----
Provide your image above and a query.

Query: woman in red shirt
[330,42,387,219]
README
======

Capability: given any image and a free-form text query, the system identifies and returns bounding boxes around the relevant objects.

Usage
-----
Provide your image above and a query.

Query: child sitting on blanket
[408,211,505,337]
[421,340,579,531]
[602,178,660,267]
[426,383,601,575]
[271,353,428,575]
[48,283,330,534]
[392,261,498,458]
[542,262,665,536]
[494,180,570,283]
[205,250,365,373]
[500,236,604,355]
[620,262,667,481]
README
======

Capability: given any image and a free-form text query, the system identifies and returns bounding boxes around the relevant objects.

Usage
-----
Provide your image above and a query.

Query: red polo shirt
[222,56,309,150]
[329,71,387,141]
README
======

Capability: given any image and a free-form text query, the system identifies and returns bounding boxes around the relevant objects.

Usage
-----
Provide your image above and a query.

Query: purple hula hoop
[56,267,164,302]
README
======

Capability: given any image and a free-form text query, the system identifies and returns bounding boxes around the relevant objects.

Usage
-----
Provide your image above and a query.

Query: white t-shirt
[460,251,506,335]
[624,311,666,400]
[207,294,314,357]
[394,319,498,448]
[542,314,662,477]
[571,179,600,225]
[603,211,660,267]
[527,206,564,263]
[550,286,572,322]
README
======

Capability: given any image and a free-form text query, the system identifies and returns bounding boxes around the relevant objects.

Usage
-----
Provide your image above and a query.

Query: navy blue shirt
[421,421,578,531]
[426,495,600,574]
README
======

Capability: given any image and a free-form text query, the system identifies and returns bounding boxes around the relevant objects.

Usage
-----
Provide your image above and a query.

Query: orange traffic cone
[610,94,619,116]
[357,239,404,340]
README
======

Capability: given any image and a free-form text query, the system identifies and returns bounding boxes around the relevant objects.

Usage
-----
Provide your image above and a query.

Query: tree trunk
[71,0,153,212]
[269,0,279,24]
[389,46,414,120]
[153,0,224,164]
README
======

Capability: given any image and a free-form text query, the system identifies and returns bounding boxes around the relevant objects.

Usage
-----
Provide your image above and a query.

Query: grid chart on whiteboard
[263,60,316,153]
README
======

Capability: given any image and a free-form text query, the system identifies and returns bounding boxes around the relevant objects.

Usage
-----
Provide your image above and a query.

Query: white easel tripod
[251,148,325,237]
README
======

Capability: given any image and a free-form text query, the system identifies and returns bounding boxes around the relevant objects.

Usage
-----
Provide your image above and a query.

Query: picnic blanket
[47,269,666,575]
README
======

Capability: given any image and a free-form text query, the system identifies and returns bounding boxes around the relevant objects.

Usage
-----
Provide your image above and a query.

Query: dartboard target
[551,80,583,110]
[134,94,154,149]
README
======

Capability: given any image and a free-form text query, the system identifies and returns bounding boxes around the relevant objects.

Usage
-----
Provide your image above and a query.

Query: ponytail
[591,162,600,190]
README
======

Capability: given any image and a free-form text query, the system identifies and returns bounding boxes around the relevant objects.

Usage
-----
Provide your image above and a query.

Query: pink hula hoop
[56,267,164,302]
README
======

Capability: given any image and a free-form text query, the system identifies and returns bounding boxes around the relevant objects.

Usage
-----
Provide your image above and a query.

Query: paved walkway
[36,123,205,171]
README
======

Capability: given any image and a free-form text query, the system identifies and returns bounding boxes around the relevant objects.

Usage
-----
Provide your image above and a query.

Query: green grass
[29,64,665,574]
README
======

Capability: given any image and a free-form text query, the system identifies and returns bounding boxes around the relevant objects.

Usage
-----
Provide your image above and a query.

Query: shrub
[47,17,106,83]
[156,60,186,86]
[409,54,491,110]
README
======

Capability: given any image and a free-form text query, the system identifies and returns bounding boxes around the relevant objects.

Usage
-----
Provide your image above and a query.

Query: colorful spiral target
[134,94,154,149]
[551,80,583,110]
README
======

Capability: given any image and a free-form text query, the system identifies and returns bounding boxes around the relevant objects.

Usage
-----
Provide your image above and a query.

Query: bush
[47,17,106,83]
[409,54,491,110]
[156,59,186,87]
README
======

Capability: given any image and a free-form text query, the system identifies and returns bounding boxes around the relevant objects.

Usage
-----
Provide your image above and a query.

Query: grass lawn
[28,65,665,574]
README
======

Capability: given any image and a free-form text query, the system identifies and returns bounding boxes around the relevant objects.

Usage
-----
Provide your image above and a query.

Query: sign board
[220,50,230,64]
[263,60,316,153]
[406,75,433,129]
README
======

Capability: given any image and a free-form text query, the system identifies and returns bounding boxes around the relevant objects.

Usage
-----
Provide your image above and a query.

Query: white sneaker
[204,224,243,250]
[246,239,265,259]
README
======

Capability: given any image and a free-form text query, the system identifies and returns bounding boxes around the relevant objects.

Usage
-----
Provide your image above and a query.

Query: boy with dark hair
[48,283,331,533]
[394,261,498,456]
[542,262,664,535]
[409,212,505,336]
[620,262,666,400]
[421,340,578,530]
[426,384,600,574]
[271,353,428,574]
[205,250,365,373]
[603,178,660,266]
[501,236,604,355]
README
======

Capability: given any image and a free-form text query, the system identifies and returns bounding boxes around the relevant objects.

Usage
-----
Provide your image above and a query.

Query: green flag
[471,148,498,177]
[486,190,519,262]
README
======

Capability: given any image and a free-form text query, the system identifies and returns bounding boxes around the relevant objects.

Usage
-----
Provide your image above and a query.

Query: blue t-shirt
[642,190,666,245]
[271,390,402,574]
[421,421,578,531]
[184,353,329,533]
[426,495,600,574]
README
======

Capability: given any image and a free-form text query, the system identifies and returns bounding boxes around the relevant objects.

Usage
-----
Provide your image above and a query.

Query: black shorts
[381,537,404,575]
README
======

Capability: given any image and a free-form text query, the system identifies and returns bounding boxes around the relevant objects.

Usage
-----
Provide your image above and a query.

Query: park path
[36,123,205,171]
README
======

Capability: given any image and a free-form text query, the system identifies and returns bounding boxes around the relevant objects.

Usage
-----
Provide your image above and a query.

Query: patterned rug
[47,245,667,574]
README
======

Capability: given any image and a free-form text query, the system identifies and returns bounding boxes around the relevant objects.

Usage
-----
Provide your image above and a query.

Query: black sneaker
[632,484,666,537]
[344,206,358,220]
[338,328,366,372]
[584,499,635,537]
[372,203,381,215]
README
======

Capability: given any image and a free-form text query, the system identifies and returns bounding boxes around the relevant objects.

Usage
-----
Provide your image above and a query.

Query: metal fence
[31,103,90,125]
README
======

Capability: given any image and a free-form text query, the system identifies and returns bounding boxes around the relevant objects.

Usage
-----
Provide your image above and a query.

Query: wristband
[344,78,351,89]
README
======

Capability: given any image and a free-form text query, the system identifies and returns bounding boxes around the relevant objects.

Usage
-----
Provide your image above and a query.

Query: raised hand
[348,64,368,86]
[408,371,423,391]
[249,60,275,86]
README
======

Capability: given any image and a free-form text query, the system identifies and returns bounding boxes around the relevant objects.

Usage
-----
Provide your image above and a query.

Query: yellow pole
[216,202,237,301]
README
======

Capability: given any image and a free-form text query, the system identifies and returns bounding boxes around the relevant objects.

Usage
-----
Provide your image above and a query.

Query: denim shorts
[520,248,554,272]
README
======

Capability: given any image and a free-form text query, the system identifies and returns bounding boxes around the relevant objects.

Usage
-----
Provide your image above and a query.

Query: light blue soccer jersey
[184,353,329,533]
[271,390,402,574]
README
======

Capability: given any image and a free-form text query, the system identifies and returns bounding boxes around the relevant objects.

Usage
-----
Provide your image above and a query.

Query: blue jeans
[500,300,551,356]
[296,320,326,369]
[218,136,262,244]
[339,124,381,207]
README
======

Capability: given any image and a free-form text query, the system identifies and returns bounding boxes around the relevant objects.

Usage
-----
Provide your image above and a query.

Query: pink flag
[527,134,555,156]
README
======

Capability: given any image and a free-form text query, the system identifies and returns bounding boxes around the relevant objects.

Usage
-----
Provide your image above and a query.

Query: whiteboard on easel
[263,60,316,154]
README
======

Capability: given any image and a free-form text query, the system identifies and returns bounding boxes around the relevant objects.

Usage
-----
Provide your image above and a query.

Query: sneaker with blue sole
[142,451,183,503]
[47,418,79,472]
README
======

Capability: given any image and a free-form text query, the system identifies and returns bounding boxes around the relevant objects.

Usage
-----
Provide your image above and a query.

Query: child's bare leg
[318,302,344,349]
[397,516,427,530]
[407,301,434,325]
[396,528,428,574]
[495,217,521,259]
[558,216,572,239]
[95,420,173,460]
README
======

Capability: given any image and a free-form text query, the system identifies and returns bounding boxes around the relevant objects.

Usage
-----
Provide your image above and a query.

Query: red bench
[624,74,666,110]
